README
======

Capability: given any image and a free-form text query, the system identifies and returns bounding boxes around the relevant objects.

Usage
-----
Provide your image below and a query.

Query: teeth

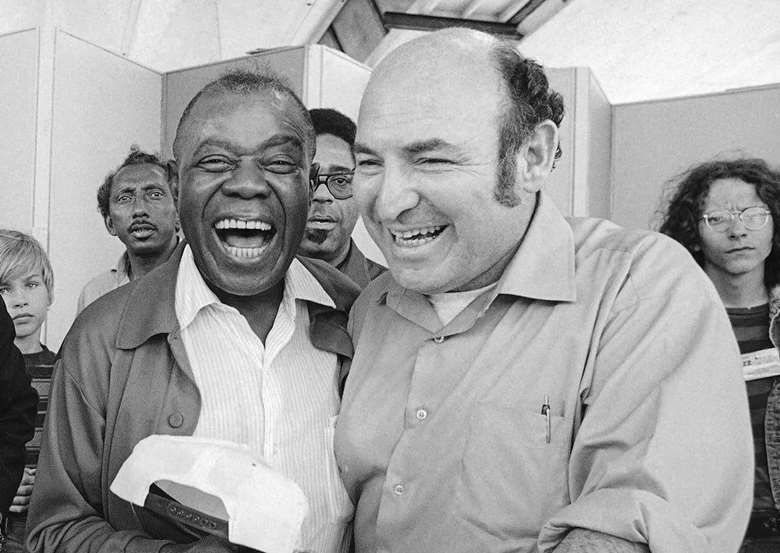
[391,225,445,246]
[215,218,272,231]
[226,245,266,258]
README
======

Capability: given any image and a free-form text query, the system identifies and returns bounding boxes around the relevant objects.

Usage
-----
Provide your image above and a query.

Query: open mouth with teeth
[390,225,447,247]
[214,218,276,258]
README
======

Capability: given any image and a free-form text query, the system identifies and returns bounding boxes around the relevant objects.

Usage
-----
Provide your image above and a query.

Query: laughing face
[105,163,179,257]
[353,39,536,294]
[699,178,774,283]
[174,90,311,297]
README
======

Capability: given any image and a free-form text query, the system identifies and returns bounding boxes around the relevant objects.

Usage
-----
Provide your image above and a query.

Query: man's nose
[310,181,334,203]
[223,161,272,198]
[7,288,28,307]
[373,165,419,222]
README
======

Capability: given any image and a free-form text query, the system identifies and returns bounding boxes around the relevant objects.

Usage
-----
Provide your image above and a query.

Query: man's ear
[515,120,559,194]
[104,214,117,237]
[167,160,180,207]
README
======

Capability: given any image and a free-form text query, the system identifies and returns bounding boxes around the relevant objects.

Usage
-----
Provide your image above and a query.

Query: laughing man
[28,71,359,553]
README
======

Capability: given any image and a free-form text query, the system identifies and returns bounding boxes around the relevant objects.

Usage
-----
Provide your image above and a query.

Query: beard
[304,228,329,245]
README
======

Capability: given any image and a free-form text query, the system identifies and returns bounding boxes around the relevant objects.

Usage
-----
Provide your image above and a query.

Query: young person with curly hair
[660,158,780,552]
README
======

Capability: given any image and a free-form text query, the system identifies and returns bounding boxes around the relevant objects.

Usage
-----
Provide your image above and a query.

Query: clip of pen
[541,395,551,444]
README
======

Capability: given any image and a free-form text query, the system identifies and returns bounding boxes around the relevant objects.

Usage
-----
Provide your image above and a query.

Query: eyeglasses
[309,164,354,200]
[699,206,772,232]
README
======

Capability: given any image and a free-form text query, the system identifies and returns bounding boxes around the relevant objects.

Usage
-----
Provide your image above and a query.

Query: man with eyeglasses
[299,108,385,288]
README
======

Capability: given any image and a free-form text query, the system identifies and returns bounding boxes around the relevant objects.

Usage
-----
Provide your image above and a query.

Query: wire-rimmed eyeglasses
[699,206,772,232]
[309,163,354,200]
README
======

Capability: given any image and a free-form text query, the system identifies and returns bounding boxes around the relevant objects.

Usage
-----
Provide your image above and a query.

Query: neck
[212,280,285,344]
[705,265,768,308]
[127,239,177,280]
[15,333,42,355]
[330,240,352,268]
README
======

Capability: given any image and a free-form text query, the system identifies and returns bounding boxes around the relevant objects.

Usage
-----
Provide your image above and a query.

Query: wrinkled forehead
[357,46,503,148]
[177,89,313,158]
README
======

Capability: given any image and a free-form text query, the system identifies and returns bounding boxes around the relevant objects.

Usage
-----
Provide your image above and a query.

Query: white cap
[110,434,309,553]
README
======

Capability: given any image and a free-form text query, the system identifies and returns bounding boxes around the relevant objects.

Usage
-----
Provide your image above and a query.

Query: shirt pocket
[455,404,570,541]
[325,415,355,524]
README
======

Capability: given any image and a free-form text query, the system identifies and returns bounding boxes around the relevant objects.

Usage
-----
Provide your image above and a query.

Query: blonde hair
[0,229,54,299]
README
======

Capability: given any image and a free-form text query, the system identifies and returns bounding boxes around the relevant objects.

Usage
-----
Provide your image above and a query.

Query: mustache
[128,219,157,232]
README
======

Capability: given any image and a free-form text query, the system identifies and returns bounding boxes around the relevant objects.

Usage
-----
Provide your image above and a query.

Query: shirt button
[415,408,428,421]
[393,483,405,496]
[168,412,184,428]
[433,335,445,344]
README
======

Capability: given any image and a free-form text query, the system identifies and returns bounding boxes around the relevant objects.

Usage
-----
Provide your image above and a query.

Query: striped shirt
[22,346,55,467]
[175,246,352,553]
[728,304,776,511]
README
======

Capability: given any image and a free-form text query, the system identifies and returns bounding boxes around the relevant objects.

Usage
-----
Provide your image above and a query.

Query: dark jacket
[336,240,385,290]
[0,299,38,517]
[26,244,359,553]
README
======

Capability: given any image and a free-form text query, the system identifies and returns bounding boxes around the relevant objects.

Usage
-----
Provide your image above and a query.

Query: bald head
[360,28,564,207]
[173,70,315,164]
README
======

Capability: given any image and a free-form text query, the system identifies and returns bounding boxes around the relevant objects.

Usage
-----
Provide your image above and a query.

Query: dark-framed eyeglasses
[699,206,772,232]
[309,164,354,200]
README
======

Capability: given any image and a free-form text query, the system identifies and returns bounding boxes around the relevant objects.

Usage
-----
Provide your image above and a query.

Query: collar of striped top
[175,245,336,332]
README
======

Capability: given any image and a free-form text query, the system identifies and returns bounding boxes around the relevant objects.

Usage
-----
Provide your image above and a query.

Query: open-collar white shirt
[175,245,353,553]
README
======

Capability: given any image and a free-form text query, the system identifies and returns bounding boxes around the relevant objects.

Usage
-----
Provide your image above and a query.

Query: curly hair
[97,147,174,219]
[490,41,565,207]
[659,158,780,288]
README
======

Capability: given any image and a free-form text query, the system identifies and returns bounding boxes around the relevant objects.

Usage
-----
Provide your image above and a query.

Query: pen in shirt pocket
[541,395,551,444]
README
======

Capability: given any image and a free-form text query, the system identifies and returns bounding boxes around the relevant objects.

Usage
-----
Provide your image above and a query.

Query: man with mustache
[27,71,359,553]
[299,108,384,288]
[77,147,180,312]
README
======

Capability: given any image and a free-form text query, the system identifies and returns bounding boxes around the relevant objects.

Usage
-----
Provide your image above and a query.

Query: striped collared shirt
[175,246,352,553]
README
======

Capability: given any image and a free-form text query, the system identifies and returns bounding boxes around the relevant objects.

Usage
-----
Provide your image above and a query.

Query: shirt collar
[384,192,577,306]
[494,192,577,302]
[175,246,336,331]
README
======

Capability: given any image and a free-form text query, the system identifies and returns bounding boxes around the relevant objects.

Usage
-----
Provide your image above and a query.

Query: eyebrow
[353,138,461,157]
[194,135,304,156]
[319,164,354,173]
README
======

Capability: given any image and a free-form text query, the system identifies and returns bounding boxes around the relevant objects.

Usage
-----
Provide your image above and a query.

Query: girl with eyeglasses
[660,158,780,553]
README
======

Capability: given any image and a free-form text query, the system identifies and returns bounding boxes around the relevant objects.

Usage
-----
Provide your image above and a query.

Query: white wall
[0,29,39,233]
[46,31,162,348]
[610,84,780,231]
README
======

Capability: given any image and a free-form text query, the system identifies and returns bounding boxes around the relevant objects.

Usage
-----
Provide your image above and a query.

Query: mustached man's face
[298,133,359,265]
[174,91,311,296]
[105,163,179,257]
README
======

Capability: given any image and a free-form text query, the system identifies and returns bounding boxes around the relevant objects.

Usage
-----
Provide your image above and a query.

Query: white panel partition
[0,29,38,233]
[610,85,780,230]
[46,30,162,348]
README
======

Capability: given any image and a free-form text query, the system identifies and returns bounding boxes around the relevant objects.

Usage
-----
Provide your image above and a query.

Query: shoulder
[348,270,395,332]
[569,217,715,311]
[78,268,122,311]
[296,255,361,312]
[63,280,140,362]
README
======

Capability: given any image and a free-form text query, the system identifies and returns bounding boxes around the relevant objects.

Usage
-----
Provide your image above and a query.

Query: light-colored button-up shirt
[175,246,352,553]
[335,193,752,553]
[76,252,131,313]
